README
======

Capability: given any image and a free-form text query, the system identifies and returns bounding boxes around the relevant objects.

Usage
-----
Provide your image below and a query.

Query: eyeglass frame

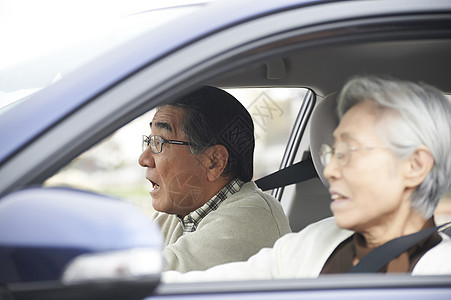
[142,135,192,154]
[319,142,386,167]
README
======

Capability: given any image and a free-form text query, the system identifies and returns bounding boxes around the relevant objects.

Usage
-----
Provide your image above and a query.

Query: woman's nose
[323,156,340,182]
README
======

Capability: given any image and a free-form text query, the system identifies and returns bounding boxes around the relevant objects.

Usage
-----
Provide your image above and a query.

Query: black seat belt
[255,157,318,191]
[349,222,451,273]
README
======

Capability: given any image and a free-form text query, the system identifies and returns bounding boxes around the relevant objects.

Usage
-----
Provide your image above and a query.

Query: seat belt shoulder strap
[255,157,317,191]
[349,221,451,273]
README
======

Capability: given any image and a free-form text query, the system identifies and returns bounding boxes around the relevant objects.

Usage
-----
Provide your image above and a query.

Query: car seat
[287,93,338,232]
[309,92,339,189]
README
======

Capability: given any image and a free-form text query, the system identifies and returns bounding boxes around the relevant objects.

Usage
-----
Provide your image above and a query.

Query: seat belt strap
[349,222,451,273]
[255,157,317,191]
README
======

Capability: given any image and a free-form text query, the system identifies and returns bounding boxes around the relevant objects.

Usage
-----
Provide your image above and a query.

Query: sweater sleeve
[162,204,289,273]
[163,217,353,282]
[163,233,295,282]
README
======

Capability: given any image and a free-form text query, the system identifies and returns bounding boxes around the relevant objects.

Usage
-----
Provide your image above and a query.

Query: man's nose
[138,147,155,168]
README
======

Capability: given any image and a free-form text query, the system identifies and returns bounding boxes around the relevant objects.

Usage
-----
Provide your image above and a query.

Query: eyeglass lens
[320,144,332,166]
[142,135,164,153]
[320,142,352,167]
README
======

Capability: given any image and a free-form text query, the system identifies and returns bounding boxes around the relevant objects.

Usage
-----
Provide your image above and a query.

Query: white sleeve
[412,233,451,275]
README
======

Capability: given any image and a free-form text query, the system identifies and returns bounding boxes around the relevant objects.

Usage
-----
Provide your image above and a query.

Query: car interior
[208,38,451,232]
[45,26,451,233]
[152,30,451,295]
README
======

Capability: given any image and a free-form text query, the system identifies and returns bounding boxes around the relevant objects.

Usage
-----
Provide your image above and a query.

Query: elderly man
[138,86,291,273]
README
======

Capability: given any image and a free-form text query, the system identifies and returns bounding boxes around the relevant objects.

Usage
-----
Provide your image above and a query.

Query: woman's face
[323,100,411,234]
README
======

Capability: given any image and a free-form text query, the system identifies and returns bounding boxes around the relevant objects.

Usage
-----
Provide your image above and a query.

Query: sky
[0,0,150,69]
[0,0,208,69]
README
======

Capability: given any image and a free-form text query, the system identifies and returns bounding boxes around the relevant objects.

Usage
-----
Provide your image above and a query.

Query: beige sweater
[154,181,291,273]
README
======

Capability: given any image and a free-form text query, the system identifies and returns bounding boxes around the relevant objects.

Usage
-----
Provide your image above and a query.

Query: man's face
[138,106,209,216]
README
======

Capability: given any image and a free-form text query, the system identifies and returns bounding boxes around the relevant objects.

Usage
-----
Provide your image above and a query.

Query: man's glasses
[319,142,385,167]
[142,135,191,154]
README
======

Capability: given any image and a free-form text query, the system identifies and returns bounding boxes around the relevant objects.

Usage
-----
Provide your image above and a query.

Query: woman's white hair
[337,76,451,219]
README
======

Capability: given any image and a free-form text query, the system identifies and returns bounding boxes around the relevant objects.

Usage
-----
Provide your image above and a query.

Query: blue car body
[0,0,450,299]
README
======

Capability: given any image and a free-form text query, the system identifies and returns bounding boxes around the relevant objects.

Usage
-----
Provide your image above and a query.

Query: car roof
[212,39,451,96]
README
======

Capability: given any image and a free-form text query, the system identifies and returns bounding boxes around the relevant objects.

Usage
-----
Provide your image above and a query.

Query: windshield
[0,0,209,110]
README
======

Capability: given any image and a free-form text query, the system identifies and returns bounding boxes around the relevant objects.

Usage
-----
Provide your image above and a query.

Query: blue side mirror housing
[0,187,163,300]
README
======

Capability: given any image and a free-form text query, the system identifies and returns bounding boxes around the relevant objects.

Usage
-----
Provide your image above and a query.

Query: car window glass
[44,87,307,214]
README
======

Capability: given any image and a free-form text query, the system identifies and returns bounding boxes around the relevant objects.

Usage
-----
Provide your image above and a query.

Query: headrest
[309,93,339,188]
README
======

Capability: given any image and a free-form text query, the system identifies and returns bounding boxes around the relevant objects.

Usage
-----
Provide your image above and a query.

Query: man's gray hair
[337,76,451,219]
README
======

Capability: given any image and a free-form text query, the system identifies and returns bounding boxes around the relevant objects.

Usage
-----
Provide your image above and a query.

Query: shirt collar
[177,178,245,233]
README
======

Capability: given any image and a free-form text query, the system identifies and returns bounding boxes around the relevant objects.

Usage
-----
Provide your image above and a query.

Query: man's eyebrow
[149,121,172,132]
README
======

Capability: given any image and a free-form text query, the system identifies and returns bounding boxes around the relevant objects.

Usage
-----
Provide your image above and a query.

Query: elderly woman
[164,76,451,282]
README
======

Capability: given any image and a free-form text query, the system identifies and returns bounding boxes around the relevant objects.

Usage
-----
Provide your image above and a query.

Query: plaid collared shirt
[177,178,245,234]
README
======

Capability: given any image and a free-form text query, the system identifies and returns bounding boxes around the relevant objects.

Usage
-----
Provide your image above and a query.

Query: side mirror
[0,187,163,300]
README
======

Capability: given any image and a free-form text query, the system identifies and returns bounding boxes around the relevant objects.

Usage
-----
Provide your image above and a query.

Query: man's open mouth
[150,180,160,191]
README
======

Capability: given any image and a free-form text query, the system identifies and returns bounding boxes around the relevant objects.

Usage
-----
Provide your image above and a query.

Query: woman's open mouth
[331,193,347,201]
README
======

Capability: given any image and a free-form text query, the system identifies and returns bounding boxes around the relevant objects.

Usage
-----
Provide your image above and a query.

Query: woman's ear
[204,145,229,182]
[403,145,434,188]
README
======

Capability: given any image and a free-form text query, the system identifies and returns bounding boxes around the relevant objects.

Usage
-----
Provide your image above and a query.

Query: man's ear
[403,145,434,188]
[204,145,229,182]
